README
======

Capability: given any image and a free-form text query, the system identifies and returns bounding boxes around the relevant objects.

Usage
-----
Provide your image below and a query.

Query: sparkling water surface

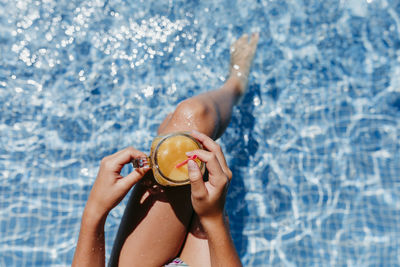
[1,0,400,266]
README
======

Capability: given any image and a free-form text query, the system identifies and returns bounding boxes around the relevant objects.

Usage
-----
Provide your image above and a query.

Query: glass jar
[133,132,205,186]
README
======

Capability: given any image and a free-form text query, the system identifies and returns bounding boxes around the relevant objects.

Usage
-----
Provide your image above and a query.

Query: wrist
[82,204,108,229]
[199,213,226,231]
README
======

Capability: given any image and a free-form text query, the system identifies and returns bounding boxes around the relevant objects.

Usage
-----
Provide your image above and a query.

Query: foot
[229,33,259,94]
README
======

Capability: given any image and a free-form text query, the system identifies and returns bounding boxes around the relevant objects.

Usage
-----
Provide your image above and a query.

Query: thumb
[187,160,207,199]
[120,167,149,190]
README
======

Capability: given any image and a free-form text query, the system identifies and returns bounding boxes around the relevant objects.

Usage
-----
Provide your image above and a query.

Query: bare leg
[109,33,259,267]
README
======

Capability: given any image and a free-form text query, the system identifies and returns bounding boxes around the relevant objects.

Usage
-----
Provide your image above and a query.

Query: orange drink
[149,132,205,186]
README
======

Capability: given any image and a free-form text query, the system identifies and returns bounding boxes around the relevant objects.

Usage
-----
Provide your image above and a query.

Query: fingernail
[187,160,197,170]
[186,151,193,156]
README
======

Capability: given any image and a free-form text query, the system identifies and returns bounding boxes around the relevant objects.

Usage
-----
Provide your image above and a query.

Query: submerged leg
[109,33,259,267]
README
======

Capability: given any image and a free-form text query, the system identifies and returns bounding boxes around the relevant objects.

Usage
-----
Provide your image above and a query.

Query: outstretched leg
[109,33,259,267]
[158,33,259,139]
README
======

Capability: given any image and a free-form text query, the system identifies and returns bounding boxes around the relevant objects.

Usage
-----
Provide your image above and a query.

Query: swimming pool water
[1,0,400,266]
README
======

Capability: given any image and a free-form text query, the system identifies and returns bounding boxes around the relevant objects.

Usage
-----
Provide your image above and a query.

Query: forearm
[201,214,242,267]
[72,207,107,267]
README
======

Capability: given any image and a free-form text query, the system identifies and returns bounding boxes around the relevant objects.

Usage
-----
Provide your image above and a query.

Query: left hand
[85,147,150,218]
[186,131,232,222]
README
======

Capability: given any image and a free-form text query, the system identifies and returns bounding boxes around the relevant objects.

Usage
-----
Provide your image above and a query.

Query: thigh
[110,177,192,267]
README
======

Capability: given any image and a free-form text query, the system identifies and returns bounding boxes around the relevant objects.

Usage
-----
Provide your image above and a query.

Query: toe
[236,33,249,46]
[250,33,259,50]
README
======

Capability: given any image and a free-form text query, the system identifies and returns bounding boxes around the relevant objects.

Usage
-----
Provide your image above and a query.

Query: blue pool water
[1,0,400,266]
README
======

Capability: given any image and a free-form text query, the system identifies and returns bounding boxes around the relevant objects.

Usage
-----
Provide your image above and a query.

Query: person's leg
[177,33,259,267]
[159,33,259,139]
[109,33,258,267]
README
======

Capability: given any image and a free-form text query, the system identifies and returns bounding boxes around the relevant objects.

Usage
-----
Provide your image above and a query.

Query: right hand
[186,130,232,221]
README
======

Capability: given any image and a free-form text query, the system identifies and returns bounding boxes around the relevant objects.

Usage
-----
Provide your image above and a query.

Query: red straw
[175,155,198,168]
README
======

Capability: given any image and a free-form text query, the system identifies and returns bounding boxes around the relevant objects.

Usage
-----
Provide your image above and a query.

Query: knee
[175,99,216,122]
[160,98,219,137]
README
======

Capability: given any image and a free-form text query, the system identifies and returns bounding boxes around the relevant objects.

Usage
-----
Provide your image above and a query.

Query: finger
[187,160,208,199]
[186,149,224,175]
[190,130,230,176]
[191,130,221,153]
[109,147,148,172]
[111,146,147,161]
[186,150,226,187]
[187,148,231,181]
[119,166,150,190]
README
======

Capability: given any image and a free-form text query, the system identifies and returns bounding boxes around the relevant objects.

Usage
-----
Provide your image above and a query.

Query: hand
[186,131,232,222]
[85,147,150,219]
